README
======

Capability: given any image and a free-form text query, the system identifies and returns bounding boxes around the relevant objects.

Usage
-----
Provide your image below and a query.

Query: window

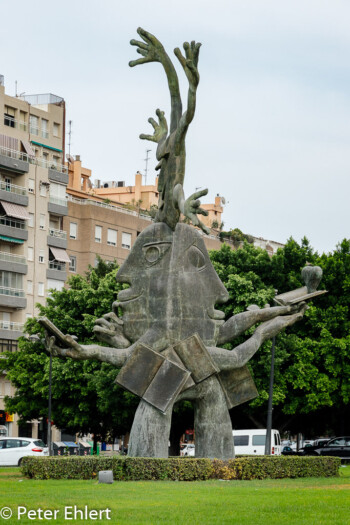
[28,213,34,228]
[4,106,15,128]
[70,222,77,240]
[0,271,23,291]
[69,256,76,272]
[2,313,10,330]
[27,280,33,294]
[252,435,266,446]
[38,282,44,296]
[53,122,60,137]
[39,250,45,263]
[49,182,66,199]
[41,119,49,138]
[28,179,35,194]
[29,115,39,135]
[52,155,61,169]
[95,225,102,243]
[27,247,34,261]
[40,184,47,197]
[233,435,249,446]
[39,214,45,230]
[47,279,64,292]
[122,232,132,250]
[107,229,117,246]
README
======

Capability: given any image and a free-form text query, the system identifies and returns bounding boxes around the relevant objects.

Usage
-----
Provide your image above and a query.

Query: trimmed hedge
[21,455,340,481]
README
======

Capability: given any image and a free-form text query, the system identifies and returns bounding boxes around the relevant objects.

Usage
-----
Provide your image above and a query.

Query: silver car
[0,437,48,466]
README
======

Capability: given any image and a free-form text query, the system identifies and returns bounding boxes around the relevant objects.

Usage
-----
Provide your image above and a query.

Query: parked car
[0,437,48,466]
[298,439,332,456]
[232,429,282,455]
[180,444,195,457]
[311,437,350,460]
[282,446,297,456]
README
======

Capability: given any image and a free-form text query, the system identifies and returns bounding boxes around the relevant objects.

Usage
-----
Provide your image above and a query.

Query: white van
[232,429,281,455]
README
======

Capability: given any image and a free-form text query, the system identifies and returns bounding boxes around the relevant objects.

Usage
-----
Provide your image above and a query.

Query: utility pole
[265,336,276,455]
[144,149,151,185]
[68,120,72,156]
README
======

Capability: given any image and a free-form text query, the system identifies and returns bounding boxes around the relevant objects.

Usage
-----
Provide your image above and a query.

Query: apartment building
[0,76,67,437]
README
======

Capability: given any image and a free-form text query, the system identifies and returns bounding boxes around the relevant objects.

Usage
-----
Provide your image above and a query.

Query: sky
[1,0,349,254]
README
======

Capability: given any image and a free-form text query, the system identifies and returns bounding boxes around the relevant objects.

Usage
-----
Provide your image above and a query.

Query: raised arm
[130,27,182,131]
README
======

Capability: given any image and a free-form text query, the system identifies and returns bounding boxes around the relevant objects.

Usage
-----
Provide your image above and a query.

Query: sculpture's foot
[128,399,172,457]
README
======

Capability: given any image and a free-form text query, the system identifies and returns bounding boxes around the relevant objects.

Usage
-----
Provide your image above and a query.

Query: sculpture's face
[116,222,228,347]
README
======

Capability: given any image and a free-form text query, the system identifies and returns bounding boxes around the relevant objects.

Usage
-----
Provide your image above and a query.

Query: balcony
[0,180,28,206]
[0,145,29,174]
[48,167,69,185]
[47,260,67,281]
[0,286,26,309]
[0,216,28,241]
[47,228,67,249]
[0,320,24,340]
[0,251,27,274]
[48,196,68,216]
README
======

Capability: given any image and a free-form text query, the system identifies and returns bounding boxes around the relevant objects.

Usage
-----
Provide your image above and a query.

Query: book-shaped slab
[218,365,258,409]
[116,342,164,398]
[143,359,191,413]
[38,317,71,347]
[173,333,219,383]
[116,342,191,413]
[274,286,327,306]
[163,347,195,392]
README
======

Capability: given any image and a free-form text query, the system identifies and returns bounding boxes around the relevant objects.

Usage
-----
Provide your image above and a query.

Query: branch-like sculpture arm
[209,303,308,371]
[217,304,301,345]
[130,27,182,131]
[173,184,210,234]
[139,109,168,149]
[174,41,201,153]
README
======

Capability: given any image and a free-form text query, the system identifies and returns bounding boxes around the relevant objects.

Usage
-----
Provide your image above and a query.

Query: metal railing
[49,196,67,207]
[0,252,26,265]
[0,320,24,331]
[0,216,27,230]
[19,93,64,105]
[66,195,153,221]
[49,228,67,240]
[0,180,27,196]
[49,261,66,271]
[0,286,25,297]
[0,145,67,173]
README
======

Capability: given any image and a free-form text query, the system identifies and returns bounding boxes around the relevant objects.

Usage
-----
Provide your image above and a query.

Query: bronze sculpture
[41,29,325,459]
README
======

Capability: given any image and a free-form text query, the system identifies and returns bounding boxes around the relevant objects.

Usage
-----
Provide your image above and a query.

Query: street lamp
[264,335,276,455]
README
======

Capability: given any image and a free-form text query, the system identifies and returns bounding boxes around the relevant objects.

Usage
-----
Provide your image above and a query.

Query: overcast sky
[1,0,349,254]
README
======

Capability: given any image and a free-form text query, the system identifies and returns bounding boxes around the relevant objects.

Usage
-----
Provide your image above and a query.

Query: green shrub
[21,455,340,481]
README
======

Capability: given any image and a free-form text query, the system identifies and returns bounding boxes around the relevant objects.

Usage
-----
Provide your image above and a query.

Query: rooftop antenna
[15,80,17,97]
[67,120,72,156]
[144,149,151,185]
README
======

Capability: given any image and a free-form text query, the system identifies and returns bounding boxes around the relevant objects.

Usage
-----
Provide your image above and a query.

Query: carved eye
[187,246,206,270]
[145,246,160,263]
[142,242,171,265]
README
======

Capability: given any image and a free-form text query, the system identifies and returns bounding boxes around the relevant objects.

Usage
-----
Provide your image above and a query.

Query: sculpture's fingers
[130,39,148,50]
[188,188,208,201]
[196,208,209,216]
[137,27,159,46]
[136,48,148,57]
[65,334,81,351]
[156,109,168,133]
[197,220,210,235]
[174,47,186,69]
[129,57,152,67]
[140,133,157,142]
[193,42,201,66]
[190,199,201,208]
[104,312,123,325]
[95,317,111,329]
[148,117,158,130]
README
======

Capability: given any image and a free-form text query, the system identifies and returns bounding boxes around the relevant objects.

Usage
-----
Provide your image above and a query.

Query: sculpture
[41,29,325,459]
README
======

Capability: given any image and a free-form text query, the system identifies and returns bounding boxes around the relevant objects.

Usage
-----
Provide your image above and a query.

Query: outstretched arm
[130,27,182,132]
[217,303,303,345]
[173,184,210,234]
[209,304,308,371]
[174,40,201,154]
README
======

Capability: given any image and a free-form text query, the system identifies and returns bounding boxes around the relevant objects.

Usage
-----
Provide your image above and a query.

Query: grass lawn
[0,466,349,524]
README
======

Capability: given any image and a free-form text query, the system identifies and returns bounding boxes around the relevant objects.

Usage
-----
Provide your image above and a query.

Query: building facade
[0,77,67,438]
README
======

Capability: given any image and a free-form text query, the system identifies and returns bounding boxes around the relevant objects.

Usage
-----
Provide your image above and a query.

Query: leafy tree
[0,258,138,449]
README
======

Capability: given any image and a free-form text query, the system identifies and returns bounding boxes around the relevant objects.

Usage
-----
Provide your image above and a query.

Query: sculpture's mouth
[117,289,142,304]
[207,308,225,321]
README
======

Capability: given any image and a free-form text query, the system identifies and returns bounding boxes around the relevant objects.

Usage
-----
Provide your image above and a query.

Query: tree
[0,258,139,448]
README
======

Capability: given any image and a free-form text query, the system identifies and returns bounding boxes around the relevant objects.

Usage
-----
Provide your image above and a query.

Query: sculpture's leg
[193,375,234,459]
[128,399,172,457]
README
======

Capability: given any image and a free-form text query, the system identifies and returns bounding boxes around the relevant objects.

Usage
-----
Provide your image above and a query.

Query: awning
[0,235,24,244]
[21,140,35,158]
[49,247,71,263]
[30,141,62,153]
[0,201,30,220]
